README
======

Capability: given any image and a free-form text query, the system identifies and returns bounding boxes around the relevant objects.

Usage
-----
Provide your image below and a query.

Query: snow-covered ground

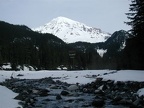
[0,70,112,84]
[1,70,144,83]
[0,86,22,108]
[0,70,144,108]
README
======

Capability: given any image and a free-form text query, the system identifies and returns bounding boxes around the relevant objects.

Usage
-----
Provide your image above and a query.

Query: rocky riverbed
[0,77,144,108]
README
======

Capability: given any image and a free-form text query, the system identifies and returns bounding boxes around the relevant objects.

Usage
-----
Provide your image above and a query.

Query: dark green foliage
[125,0,144,39]
[124,37,144,69]
[124,0,144,69]
[0,21,69,70]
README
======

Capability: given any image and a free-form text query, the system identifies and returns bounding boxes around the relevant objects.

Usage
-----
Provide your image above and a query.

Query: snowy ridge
[33,17,111,43]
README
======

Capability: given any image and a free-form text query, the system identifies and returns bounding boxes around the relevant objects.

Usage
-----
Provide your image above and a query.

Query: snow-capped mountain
[33,17,111,43]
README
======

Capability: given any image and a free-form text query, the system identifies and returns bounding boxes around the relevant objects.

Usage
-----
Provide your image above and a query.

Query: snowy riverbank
[0,85,22,108]
[0,70,144,108]
[1,70,144,83]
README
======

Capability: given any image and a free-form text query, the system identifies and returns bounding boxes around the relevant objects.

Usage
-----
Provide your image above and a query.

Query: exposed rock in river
[1,77,144,108]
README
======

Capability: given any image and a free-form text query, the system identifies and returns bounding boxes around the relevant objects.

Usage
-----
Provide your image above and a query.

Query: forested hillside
[0,18,143,70]
[0,21,70,70]
[0,21,103,70]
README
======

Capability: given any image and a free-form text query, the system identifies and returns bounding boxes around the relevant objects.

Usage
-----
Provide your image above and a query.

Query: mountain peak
[52,16,75,22]
[33,16,111,43]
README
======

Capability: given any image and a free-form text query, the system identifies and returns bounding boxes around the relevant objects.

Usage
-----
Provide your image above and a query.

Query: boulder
[113,96,123,102]
[56,94,62,100]
[133,99,140,106]
[38,89,49,96]
[61,90,69,96]
[68,84,79,91]
[92,99,105,107]
[119,98,133,105]
[98,84,108,91]
[94,89,105,96]
[96,78,103,82]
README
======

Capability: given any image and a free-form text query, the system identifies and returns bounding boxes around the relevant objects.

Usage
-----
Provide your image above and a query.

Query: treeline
[0,21,70,70]
[0,21,126,70]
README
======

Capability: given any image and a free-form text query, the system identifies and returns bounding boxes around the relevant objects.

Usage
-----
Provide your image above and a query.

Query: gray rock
[61,90,69,96]
[38,89,49,96]
[133,99,140,106]
[96,77,103,82]
[98,84,108,91]
[67,84,79,91]
[50,85,59,89]
[113,96,123,102]
[94,89,105,96]
[119,98,132,105]
[56,94,62,100]
[92,99,105,107]
[32,89,39,94]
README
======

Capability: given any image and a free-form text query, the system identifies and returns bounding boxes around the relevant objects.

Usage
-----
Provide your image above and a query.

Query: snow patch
[0,85,22,108]
[57,65,67,70]
[119,41,126,51]
[0,63,35,71]
[99,70,144,82]
[97,49,107,57]
[1,63,11,70]
[137,88,144,97]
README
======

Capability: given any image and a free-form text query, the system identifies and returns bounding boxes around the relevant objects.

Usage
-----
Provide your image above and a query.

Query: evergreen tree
[124,0,144,69]
[126,0,144,39]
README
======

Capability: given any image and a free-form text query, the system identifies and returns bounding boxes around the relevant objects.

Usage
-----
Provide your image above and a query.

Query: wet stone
[92,99,105,107]
[38,89,49,96]
[1,77,144,108]
[61,90,69,96]
[56,94,62,100]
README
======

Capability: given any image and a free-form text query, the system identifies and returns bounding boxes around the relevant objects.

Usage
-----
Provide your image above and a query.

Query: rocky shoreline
[0,77,144,108]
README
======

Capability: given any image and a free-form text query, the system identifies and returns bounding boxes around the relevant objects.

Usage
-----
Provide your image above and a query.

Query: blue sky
[0,0,131,33]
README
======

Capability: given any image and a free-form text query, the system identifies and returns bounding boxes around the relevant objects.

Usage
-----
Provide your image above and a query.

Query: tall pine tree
[126,0,144,39]
[124,0,144,69]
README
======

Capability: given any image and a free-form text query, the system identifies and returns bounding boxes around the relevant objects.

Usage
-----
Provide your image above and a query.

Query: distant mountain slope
[0,21,64,45]
[105,30,132,51]
[68,30,132,69]
[33,17,111,43]
[69,30,132,57]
